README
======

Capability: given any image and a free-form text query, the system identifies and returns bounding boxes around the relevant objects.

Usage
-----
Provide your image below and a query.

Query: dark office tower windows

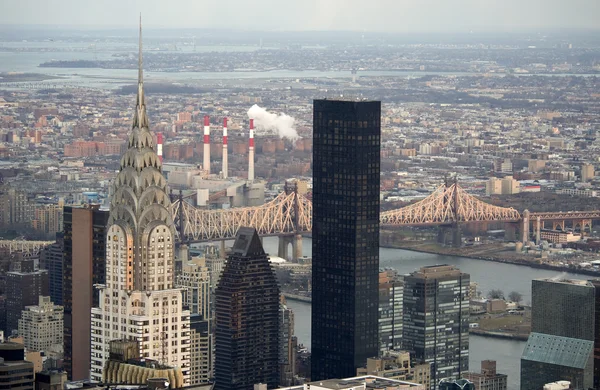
[521,279,595,390]
[40,233,64,306]
[403,265,470,390]
[311,100,381,381]
[531,278,594,340]
[5,258,48,335]
[214,228,280,390]
[62,205,108,381]
[591,279,600,389]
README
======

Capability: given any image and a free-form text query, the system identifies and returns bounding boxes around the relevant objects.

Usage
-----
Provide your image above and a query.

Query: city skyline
[1,8,600,389]
[1,0,599,32]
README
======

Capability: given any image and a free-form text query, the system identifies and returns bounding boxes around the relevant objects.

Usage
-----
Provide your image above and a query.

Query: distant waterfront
[262,236,588,389]
[1,46,598,91]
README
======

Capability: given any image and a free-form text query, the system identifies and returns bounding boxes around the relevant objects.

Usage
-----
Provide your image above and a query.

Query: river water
[1,42,597,90]
[261,237,587,389]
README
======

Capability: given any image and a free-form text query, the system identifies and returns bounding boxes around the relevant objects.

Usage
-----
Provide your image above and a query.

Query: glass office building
[403,265,470,390]
[311,99,381,380]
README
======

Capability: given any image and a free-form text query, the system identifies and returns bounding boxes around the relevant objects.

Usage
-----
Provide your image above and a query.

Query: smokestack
[156,132,163,163]
[248,118,254,181]
[203,115,210,174]
[222,117,228,179]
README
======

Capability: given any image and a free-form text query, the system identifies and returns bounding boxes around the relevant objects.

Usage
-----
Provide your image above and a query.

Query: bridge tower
[451,176,462,247]
[522,209,530,244]
[277,181,303,261]
[437,176,461,247]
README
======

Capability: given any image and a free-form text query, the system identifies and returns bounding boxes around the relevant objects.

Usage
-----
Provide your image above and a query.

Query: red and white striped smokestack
[248,118,255,181]
[203,115,210,174]
[222,117,228,179]
[156,132,163,163]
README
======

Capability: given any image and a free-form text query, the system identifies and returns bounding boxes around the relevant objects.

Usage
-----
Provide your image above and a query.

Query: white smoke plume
[247,104,299,140]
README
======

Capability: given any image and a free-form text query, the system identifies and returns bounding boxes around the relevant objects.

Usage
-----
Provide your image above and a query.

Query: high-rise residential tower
[311,99,381,380]
[176,257,211,319]
[18,296,63,353]
[176,257,213,385]
[403,265,470,389]
[62,205,108,380]
[214,228,280,390]
[90,20,190,383]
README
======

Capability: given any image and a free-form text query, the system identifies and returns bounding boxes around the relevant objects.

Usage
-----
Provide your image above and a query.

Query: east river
[261,237,586,389]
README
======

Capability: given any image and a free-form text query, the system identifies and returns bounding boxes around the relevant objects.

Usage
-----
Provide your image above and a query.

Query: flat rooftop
[277,375,422,390]
[536,278,592,287]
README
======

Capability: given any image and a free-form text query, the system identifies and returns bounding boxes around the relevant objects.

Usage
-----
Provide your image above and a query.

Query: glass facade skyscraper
[379,270,403,354]
[311,99,381,380]
[402,265,470,390]
[531,278,594,340]
[214,228,280,390]
[521,279,595,390]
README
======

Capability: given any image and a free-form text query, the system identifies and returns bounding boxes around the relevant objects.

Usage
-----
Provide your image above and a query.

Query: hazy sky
[1,0,599,32]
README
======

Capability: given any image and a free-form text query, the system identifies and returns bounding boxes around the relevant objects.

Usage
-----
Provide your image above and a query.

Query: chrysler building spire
[106,15,174,292]
[133,14,148,130]
[91,17,190,384]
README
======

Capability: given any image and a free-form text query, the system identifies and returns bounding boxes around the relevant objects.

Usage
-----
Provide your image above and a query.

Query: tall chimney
[248,118,255,181]
[156,132,163,163]
[203,115,210,174]
[222,117,228,179]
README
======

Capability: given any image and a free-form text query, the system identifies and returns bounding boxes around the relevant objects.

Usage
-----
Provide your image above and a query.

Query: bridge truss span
[529,210,600,220]
[380,183,521,225]
[0,240,53,254]
[171,190,312,242]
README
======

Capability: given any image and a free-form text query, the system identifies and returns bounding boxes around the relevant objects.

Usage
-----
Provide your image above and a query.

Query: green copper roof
[521,332,593,369]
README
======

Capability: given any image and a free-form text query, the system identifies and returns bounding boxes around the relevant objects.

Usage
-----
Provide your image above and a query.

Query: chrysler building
[90,18,190,383]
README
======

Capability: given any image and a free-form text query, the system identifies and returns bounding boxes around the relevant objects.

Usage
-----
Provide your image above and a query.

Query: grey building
[462,360,507,390]
[5,258,49,335]
[590,279,600,389]
[403,265,470,389]
[520,279,595,390]
[311,99,381,380]
[531,278,594,340]
[40,234,63,306]
[279,298,296,387]
[379,269,403,354]
[0,342,34,390]
[189,314,212,385]
[439,378,475,390]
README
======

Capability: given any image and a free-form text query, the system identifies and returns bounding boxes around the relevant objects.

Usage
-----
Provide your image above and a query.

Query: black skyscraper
[214,227,280,390]
[311,99,381,380]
